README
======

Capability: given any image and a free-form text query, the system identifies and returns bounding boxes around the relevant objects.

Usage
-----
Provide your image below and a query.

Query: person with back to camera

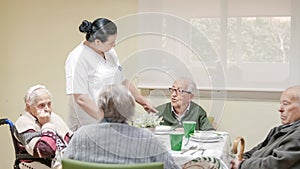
[63,85,180,169]
[15,85,73,169]
[156,77,214,131]
[230,86,300,169]
[65,17,157,131]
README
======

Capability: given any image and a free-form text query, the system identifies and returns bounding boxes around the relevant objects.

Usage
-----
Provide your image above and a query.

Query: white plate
[154,131,172,135]
[190,136,223,143]
[155,125,173,132]
[154,125,173,135]
[190,132,222,142]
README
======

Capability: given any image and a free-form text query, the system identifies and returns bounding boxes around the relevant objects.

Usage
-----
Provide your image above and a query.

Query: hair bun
[79,20,92,33]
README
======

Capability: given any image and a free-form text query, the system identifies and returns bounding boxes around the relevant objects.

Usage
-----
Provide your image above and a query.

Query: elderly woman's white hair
[24,85,52,105]
[97,85,135,123]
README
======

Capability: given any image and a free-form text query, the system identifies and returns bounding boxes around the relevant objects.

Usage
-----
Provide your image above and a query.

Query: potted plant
[133,113,163,132]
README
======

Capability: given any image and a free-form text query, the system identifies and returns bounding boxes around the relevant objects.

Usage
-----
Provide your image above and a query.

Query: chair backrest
[208,116,217,129]
[0,118,19,155]
[1,118,23,169]
[62,159,164,169]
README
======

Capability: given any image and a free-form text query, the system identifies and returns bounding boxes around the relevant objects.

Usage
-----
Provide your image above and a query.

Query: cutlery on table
[181,145,197,154]
[190,147,206,155]
[184,137,190,146]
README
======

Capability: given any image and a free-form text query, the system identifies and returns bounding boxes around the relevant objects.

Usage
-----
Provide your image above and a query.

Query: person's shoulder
[108,47,117,54]
[291,121,300,133]
[68,42,85,54]
[65,45,84,65]
[284,123,300,142]
[15,114,26,123]
[274,121,300,137]
[156,102,171,114]
[106,48,119,63]
[82,122,103,129]
[114,123,153,135]
[190,101,205,109]
[190,101,207,114]
[131,126,157,137]
[50,112,70,124]
[73,123,101,136]
[15,112,40,133]
[190,101,200,106]
[15,112,34,124]
[156,102,171,109]
[105,48,117,58]
[293,120,300,127]
[50,112,63,119]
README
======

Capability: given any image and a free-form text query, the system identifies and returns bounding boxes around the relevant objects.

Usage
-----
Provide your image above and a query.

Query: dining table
[155,130,231,168]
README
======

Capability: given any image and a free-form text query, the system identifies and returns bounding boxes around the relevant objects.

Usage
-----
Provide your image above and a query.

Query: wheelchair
[0,118,52,169]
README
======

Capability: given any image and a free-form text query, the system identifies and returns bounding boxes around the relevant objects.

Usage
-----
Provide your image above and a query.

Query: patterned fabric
[15,111,73,167]
[19,161,50,169]
[182,156,223,169]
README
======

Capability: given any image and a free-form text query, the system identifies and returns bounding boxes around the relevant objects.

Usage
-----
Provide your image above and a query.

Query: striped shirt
[63,123,180,169]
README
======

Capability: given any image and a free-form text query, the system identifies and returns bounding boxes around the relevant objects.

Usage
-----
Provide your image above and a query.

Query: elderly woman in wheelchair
[14,85,73,169]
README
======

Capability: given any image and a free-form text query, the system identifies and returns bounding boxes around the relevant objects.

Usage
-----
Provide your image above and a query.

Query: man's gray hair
[97,85,135,123]
[287,85,300,103]
[177,77,197,94]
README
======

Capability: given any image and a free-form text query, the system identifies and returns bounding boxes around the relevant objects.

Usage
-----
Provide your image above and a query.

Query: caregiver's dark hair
[79,18,117,43]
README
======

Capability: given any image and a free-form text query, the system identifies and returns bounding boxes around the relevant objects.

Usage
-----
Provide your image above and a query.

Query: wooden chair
[62,158,164,169]
[208,116,217,129]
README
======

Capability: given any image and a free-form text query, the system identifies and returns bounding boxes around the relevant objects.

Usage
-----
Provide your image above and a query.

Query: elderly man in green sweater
[156,77,214,131]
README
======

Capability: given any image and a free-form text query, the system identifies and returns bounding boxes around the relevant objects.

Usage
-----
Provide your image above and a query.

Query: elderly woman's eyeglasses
[168,88,191,94]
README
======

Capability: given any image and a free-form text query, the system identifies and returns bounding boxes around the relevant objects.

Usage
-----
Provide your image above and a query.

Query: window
[191,17,291,63]
[116,0,300,94]
[190,16,291,89]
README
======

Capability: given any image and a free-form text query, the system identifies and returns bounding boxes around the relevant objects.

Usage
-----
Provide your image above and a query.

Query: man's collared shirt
[171,103,190,124]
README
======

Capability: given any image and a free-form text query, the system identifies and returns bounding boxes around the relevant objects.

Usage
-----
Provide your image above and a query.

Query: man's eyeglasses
[168,88,191,94]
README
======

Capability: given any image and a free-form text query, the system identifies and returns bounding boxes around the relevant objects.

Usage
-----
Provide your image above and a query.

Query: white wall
[0,1,138,168]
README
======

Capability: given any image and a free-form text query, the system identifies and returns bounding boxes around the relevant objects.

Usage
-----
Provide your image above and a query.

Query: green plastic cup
[169,131,184,151]
[183,121,196,138]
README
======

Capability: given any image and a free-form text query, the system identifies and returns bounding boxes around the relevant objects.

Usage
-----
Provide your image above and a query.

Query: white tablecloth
[155,131,231,168]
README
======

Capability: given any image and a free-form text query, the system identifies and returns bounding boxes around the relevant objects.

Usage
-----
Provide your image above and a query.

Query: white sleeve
[65,50,89,94]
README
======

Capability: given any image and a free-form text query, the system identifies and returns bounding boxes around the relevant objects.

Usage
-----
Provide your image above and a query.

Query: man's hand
[230,159,243,169]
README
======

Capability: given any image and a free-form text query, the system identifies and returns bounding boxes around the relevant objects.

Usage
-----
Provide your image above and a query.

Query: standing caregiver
[65,18,157,131]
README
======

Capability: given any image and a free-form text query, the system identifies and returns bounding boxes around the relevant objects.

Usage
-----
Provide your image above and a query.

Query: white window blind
[116,0,300,96]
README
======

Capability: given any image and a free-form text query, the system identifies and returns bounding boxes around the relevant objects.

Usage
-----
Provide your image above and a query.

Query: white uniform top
[65,42,125,131]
